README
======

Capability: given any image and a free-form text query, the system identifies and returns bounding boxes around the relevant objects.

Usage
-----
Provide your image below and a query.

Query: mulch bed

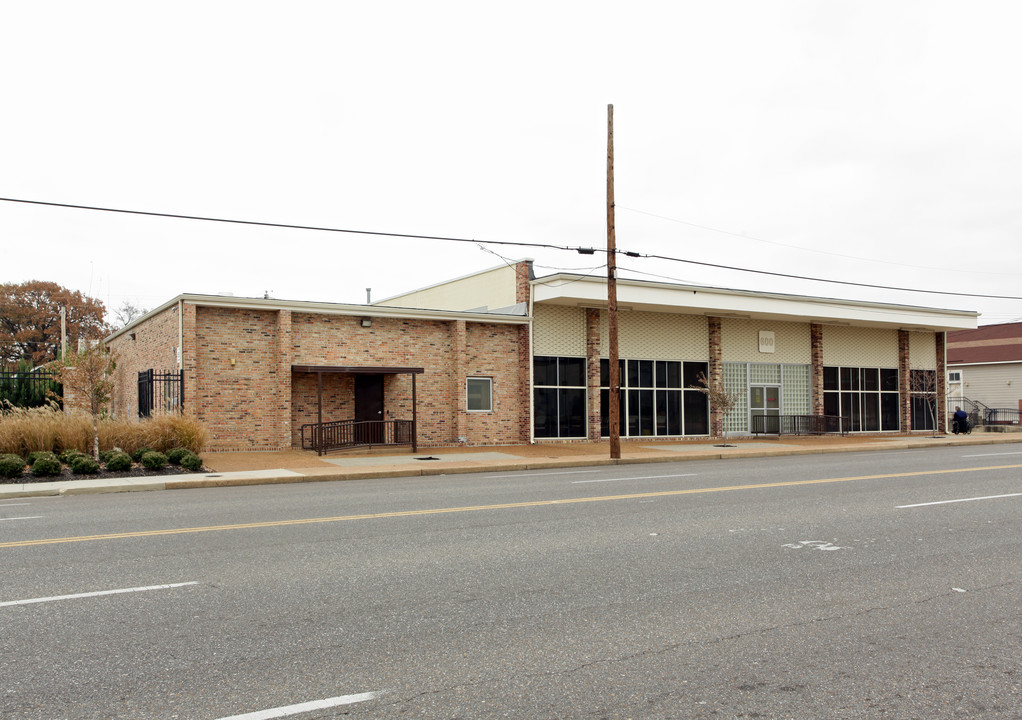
[2,463,209,485]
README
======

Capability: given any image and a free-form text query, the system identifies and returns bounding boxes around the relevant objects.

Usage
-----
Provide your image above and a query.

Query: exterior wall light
[361,318,372,328]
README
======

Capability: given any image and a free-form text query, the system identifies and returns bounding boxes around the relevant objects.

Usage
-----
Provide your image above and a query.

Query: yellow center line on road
[3,463,1020,550]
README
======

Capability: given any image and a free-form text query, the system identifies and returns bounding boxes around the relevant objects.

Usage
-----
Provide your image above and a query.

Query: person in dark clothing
[952,406,969,434]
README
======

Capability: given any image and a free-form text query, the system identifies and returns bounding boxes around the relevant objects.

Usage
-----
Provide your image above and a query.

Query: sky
[3,1,1021,327]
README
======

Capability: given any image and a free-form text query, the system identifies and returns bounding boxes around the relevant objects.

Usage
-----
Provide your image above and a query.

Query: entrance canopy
[292,365,424,375]
[292,365,425,453]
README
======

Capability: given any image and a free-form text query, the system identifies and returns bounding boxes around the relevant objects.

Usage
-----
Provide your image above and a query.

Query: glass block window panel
[722,363,748,434]
[749,363,781,385]
[781,365,811,415]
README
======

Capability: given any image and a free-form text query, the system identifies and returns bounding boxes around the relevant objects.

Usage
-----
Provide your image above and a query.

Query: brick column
[518,324,532,442]
[898,329,911,432]
[182,302,198,419]
[810,323,824,415]
[936,331,947,433]
[585,308,602,440]
[453,320,467,443]
[516,260,533,442]
[708,317,723,438]
[515,261,533,304]
[277,309,293,449]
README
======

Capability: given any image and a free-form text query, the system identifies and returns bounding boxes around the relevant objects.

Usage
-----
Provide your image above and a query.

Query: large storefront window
[823,366,900,432]
[599,359,709,437]
[533,356,586,438]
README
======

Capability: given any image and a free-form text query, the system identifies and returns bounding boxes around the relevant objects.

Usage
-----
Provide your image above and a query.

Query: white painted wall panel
[909,331,937,370]
[720,319,811,364]
[534,305,586,356]
[822,326,899,367]
[599,311,708,360]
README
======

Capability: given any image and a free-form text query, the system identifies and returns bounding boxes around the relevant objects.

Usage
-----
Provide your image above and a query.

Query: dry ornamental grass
[0,404,208,458]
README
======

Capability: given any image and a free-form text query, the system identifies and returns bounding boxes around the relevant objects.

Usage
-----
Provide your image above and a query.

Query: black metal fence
[138,369,184,418]
[985,408,1021,425]
[300,419,415,455]
[751,414,846,436]
[0,369,62,408]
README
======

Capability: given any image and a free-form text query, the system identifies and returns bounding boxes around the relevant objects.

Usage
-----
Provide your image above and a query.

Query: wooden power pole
[607,104,621,459]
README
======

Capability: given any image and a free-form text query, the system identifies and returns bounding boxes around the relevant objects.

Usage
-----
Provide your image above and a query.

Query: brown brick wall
[193,306,286,450]
[107,305,181,419]
[289,312,528,449]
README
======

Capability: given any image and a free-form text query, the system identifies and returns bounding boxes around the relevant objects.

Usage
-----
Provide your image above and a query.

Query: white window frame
[466,376,493,412]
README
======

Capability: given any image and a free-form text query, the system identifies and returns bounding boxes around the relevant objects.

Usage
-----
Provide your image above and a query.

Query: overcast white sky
[3,1,1020,326]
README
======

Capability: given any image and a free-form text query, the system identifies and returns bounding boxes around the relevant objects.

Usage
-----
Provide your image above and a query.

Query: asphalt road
[2,443,1021,719]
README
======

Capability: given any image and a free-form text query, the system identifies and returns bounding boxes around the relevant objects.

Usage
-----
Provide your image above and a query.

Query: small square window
[467,377,493,412]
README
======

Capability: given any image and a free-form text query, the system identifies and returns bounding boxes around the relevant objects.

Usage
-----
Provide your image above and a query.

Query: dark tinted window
[559,357,586,387]
[534,356,558,387]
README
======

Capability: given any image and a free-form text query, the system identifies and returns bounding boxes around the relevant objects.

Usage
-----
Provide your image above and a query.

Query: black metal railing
[301,419,415,455]
[985,408,1021,425]
[0,369,62,408]
[138,369,184,418]
[751,414,846,436]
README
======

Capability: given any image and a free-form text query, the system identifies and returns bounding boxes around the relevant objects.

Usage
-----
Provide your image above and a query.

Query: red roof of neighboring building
[947,321,1022,364]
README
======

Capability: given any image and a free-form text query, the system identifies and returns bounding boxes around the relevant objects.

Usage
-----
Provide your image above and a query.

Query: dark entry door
[354,374,384,443]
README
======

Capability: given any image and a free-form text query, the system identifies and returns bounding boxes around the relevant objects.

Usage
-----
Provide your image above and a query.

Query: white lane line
[0,503,32,507]
[572,473,697,484]
[0,582,198,608]
[487,469,596,478]
[215,692,380,719]
[960,449,1021,455]
[897,492,1022,509]
[0,516,42,521]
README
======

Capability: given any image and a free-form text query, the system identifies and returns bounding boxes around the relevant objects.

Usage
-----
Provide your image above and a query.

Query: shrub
[140,451,167,470]
[27,450,52,466]
[105,451,132,472]
[166,447,190,465]
[58,448,88,465]
[31,452,62,477]
[179,452,203,472]
[70,455,100,474]
[0,453,26,479]
[99,449,117,464]
[131,447,153,463]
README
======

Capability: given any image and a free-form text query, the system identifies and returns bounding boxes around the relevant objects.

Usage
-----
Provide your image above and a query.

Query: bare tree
[910,369,941,437]
[54,345,118,459]
[691,371,740,446]
[113,300,148,330]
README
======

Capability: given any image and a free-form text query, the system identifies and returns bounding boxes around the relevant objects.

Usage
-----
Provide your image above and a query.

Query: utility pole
[60,307,67,359]
[607,104,621,459]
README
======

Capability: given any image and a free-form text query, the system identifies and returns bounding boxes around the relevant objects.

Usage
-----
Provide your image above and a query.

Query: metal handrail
[751,414,846,436]
[300,419,415,455]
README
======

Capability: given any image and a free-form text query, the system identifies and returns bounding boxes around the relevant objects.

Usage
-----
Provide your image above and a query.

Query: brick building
[107,260,977,451]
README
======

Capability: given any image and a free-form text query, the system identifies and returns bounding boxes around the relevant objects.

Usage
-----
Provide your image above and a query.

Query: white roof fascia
[532,275,978,331]
[105,293,530,343]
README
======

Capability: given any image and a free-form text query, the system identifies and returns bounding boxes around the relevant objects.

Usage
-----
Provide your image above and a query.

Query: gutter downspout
[528,282,535,444]
[178,299,184,370]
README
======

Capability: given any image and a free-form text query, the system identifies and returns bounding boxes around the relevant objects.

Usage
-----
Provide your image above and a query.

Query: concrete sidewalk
[2,432,1019,500]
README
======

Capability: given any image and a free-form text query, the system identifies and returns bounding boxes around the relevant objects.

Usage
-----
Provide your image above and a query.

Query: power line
[619,205,1022,278]
[3,196,1020,301]
[0,196,584,254]
[624,251,1022,300]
